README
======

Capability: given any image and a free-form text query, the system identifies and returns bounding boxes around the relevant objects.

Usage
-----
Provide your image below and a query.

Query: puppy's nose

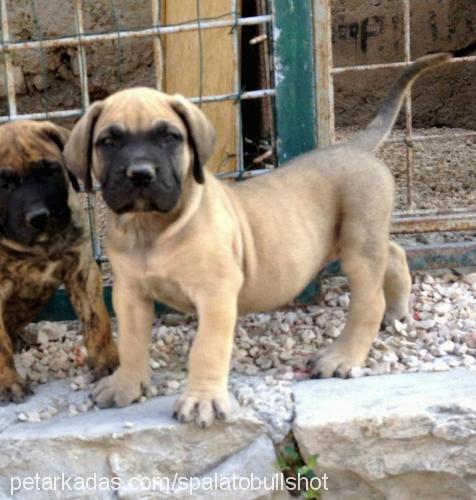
[127,163,156,187]
[26,206,50,230]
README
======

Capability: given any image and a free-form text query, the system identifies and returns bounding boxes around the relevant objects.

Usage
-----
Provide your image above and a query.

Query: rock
[432,359,450,371]
[0,381,275,499]
[284,337,295,350]
[0,66,26,97]
[348,366,364,378]
[439,340,456,354]
[430,346,445,357]
[293,370,476,500]
[301,330,316,343]
[462,355,476,367]
[433,302,452,315]
[415,319,436,330]
[463,272,476,285]
[326,326,340,338]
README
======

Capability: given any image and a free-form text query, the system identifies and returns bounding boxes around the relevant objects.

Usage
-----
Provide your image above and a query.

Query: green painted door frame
[272,0,317,164]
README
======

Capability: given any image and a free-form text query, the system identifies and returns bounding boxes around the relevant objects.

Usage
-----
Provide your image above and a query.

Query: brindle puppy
[0,120,118,402]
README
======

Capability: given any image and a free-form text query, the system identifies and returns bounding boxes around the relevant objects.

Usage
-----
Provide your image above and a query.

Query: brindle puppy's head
[0,120,76,247]
[64,87,215,215]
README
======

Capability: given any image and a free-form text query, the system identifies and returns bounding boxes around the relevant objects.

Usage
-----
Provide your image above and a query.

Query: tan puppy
[64,52,450,427]
[0,120,118,401]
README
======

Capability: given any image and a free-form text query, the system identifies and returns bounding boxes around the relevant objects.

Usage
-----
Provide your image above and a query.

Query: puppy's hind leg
[383,241,411,325]
[311,233,388,379]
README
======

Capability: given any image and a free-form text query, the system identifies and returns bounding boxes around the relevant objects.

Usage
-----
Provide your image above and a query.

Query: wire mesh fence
[0,0,474,272]
[314,0,476,268]
[0,0,276,264]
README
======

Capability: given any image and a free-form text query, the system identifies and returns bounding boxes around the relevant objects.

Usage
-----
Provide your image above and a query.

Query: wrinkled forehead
[0,122,60,173]
[96,92,186,136]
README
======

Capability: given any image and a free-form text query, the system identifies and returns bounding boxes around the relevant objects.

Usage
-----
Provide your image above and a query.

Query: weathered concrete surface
[294,369,476,500]
[0,380,286,499]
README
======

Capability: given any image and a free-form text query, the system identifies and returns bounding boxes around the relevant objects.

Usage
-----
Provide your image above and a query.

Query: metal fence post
[313,0,335,148]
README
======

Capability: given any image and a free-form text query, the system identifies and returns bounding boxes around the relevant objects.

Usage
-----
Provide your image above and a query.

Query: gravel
[8,270,475,438]
[336,126,476,211]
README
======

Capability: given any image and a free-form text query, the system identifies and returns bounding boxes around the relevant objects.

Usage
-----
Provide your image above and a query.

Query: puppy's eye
[45,163,62,176]
[166,131,183,142]
[158,130,183,144]
[98,136,119,147]
[34,162,62,179]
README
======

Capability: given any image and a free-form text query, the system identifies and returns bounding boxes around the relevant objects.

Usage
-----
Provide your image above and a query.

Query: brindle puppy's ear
[41,123,80,192]
[64,101,104,192]
[167,94,216,184]
[41,122,70,152]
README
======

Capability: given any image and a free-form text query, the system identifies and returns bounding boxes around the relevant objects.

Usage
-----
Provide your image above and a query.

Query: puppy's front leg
[65,259,118,378]
[174,290,239,428]
[0,314,29,402]
[93,280,154,408]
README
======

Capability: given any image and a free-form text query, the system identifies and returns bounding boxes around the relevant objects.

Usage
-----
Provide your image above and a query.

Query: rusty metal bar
[151,0,164,91]
[403,0,413,209]
[73,0,90,109]
[0,14,273,53]
[385,129,476,144]
[332,55,476,74]
[231,0,244,174]
[0,88,276,122]
[312,0,335,147]
[0,0,16,116]
[392,210,476,234]
[405,241,476,270]
[73,0,101,261]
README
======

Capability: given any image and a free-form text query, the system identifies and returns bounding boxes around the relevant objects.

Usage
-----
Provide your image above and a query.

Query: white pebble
[432,360,450,372]
[326,326,340,338]
[301,330,316,344]
[348,366,364,378]
[416,319,435,330]
[167,380,180,391]
[285,337,295,350]
[462,355,476,367]
[434,302,452,315]
[439,340,455,354]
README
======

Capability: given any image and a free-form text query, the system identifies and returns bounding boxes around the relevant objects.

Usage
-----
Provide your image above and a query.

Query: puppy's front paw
[92,369,148,408]
[88,343,120,380]
[310,341,367,379]
[173,388,229,428]
[0,368,31,404]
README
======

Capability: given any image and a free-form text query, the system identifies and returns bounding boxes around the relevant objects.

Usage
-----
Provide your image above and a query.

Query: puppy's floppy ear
[64,101,104,192]
[40,123,80,192]
[167,94,215,184]
[41,122,70,152]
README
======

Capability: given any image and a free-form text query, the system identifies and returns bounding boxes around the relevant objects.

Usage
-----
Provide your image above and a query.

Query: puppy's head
[0,120,75,247]
[64,87,215,215]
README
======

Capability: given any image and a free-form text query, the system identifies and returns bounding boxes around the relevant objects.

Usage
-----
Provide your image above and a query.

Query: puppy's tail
[350,51,456,152]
